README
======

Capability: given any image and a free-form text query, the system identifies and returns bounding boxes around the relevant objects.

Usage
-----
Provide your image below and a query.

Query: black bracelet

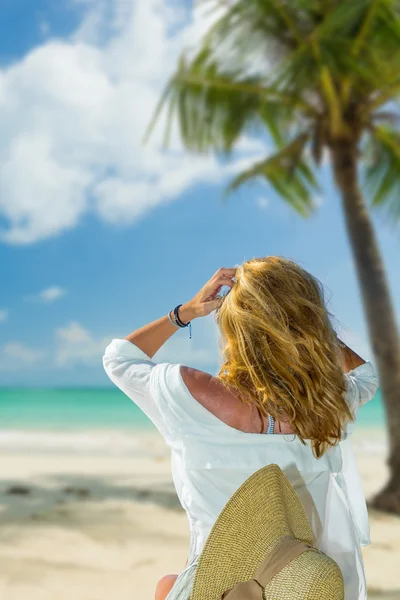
[173,304,192,339]
[174,304,189,327]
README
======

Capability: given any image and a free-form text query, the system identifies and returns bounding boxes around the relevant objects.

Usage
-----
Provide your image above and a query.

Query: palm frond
[145,47,314,154]
[315,0,376,38]
[201,0,307,55]
[377,0,400,47]
[147,0,400,222]
[144,53,264,152]
[364,126,400,215]
[143,78,177,148]
[320,66,344,136]
[352,0,381,56]
[226,133,319,216]
[368,83,400,112]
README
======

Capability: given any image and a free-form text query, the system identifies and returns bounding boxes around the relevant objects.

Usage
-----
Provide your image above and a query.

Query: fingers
[210,269,236,293]
[212,267,236,280]
[208,296,225,312]
[212,268,236,287]
[217,278,234,288]
[201,268,236,304]
[208,278,234,297]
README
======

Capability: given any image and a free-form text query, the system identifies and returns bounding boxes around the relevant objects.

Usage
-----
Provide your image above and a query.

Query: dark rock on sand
[5,485,31,495]
[62,486,91,498]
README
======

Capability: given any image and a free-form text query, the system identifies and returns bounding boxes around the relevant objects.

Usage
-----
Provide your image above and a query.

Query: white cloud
[0,309,8,322]
[54,314,222,371]
[0,311,223,372]
[0,342,46,371]
[0,0,264,245]
[55,321,113,367]
[25,286,67,303]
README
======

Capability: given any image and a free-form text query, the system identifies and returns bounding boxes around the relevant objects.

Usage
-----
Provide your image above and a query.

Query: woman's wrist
[178,302,198,324]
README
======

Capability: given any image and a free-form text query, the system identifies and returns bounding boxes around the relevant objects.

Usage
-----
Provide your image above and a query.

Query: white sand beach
[0,429,399,600]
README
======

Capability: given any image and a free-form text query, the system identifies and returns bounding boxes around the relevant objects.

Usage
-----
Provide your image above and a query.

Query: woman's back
[179,333,367,435]
[103,338,378,600]
[180,365,303,435]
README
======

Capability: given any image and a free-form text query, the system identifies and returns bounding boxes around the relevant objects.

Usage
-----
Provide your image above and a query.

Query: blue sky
[0,0,399,387]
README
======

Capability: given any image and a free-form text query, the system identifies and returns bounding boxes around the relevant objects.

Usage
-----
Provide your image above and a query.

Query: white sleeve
[344,361,379,418]
[102,338,180,439]
[103,339,197,440]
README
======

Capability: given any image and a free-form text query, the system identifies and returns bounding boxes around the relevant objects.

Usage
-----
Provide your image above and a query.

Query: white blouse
[102,338,379,600]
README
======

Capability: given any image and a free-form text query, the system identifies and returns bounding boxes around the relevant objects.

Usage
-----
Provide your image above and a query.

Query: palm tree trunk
[331,140,400,514]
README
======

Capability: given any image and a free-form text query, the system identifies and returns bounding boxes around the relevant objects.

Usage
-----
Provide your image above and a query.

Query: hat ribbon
[221,537,315,599]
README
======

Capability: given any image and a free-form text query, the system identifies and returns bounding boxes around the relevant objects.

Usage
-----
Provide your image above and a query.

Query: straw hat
[190,464,344,600]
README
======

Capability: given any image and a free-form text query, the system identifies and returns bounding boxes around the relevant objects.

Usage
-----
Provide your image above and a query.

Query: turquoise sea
[0,387,386,455]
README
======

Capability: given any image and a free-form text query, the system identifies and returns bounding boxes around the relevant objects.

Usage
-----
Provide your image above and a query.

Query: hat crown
[221,538,344,599]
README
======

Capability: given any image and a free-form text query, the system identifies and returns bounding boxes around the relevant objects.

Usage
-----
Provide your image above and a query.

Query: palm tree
[147,0,400,513]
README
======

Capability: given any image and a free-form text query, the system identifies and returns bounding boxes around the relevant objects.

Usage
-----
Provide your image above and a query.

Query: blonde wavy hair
[215,256,353,458]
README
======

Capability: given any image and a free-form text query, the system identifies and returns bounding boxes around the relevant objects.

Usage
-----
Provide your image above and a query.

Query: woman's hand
[180,268,236,322]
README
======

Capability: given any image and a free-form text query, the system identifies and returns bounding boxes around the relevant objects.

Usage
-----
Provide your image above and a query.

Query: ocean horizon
[0,387,387,456]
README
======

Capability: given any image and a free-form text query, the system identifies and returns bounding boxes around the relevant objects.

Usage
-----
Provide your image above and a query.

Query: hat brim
[190,464,314,600]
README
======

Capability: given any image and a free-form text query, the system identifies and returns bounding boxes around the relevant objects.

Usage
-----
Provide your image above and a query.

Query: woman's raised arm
[337,337,366,373]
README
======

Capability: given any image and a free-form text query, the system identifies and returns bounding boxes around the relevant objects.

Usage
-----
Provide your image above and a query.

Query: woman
[102,257,378,600]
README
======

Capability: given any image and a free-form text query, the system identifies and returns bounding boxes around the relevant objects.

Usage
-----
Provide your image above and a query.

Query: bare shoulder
[180,365,217,402]
[180,365,242,427]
